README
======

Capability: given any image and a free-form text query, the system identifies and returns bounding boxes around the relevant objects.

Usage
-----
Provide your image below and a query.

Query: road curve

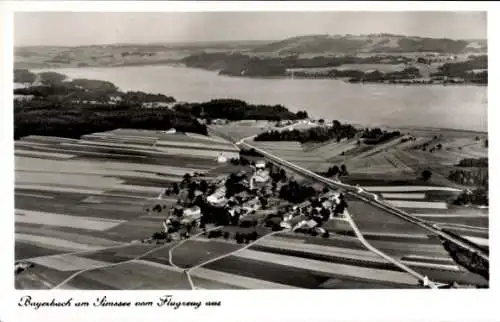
[237,140,489,261]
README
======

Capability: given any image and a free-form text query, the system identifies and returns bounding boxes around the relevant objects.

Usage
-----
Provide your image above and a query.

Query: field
[328,128,489,250]
[238,126,488,287]
[343,198,487,286]
[208,120,274,142]
[356,185,489,248]
[64,260,192,290]
[15,126,489,289]
[248,139,357,172]
[191,232,422,289]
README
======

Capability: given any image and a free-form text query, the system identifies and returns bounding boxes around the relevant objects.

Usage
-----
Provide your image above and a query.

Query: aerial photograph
[13,11,488,290]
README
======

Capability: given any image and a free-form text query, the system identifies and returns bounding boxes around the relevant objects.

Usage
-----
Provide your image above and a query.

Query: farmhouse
[254,169,270,183]
[181,210,201,226]
[255,160,266,169]
[241,197,262,213]
[217,152,228,163]
[183,205,201,218]
[207,187,227,206]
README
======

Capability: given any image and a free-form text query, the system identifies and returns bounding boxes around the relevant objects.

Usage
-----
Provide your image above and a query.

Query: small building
[255,160,266,169]
[181,206,201,225]
[109,96,122,102]
[235,191,251,202]
[254,169,269,183]
[242,197,261,213]
[217,153,228,163]
[280,221,292,229]
[314,227,326,234]
[14,94,35,101]
[207,187,226,205]
[183,205,201,217]
[228,205,242,217]
[164,128,176,134]
[322,200,333,209]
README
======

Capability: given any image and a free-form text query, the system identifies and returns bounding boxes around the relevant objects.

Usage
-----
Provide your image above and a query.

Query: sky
[14,11,487,47]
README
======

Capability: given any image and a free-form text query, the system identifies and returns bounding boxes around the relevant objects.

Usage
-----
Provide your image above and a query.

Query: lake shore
[19,61,487,86]
[23,65,487,132]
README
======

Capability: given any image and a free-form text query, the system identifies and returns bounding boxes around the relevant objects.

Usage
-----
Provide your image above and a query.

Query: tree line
[14,71,307,140]
[452,187,488,206]
[430,55,488,84]
[254,121,357,143]
[324,164,349,177]
[173,99,306,121]
[181,52,413,78]
[361,128,401,145]
[14,100,208,140]
[457,157,488,168]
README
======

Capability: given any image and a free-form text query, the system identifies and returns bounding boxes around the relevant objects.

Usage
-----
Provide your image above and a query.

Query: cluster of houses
[157,160,273,240]
[154,156,351,242]
[281,190,348,234]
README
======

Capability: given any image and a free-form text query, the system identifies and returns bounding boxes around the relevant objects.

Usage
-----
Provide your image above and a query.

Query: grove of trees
[181,52,415,78]
[448,168,488,187]
[361,128,401,145]
[14,100,207,139]
[255,121,357,143]
[14,69,36,84]
[421,170,432,181]
[453,188,488,206]
[457,157,488,168]
[325,164,348,177]
[279,180,318,203]
[173,99,304,121]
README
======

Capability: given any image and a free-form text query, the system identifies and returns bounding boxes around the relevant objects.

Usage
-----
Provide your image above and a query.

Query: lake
[37,65,488,132]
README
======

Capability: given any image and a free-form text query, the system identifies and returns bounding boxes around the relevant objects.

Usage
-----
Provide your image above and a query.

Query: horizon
[14,32,488,49]
[14,11,487,47]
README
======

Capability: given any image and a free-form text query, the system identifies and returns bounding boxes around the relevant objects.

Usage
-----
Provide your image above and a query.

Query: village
[143,156,350,244]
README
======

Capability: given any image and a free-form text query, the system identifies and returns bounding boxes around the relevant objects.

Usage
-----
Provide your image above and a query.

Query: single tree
[328,165,340,177]
[421,170,432,182]
[340,164,348,176]
[259,196,268,209]
[183,173,192,182]
[172,183,180,195]
[200,180,208,193]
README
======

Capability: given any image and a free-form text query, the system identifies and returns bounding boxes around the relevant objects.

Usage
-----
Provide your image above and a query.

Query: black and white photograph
[8,8,490,293]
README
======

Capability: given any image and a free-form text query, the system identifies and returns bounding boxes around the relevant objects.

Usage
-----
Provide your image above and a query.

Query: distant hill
[251,34,487,55]
[14,34,487,69]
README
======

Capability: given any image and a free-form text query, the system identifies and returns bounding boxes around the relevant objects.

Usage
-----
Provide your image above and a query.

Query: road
[237,139,489,262]
[169,229,290,290]
[51,226,222,289]
[343,210,436,288]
